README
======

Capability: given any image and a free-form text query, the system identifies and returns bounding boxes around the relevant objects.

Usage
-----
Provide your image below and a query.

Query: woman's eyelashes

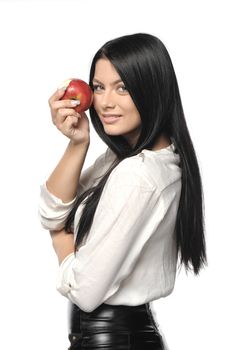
[93,84,128,93]
[118,85,128,93]
[93,84,104,92]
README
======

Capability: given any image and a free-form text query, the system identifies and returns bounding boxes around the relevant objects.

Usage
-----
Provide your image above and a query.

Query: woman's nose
[101,91,116,109]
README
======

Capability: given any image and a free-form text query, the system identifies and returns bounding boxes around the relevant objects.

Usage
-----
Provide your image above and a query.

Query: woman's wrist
[69,139,90,148]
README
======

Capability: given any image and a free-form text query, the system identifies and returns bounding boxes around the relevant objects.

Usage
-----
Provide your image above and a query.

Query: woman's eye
[93,84,103,92]
[118,85,127,93]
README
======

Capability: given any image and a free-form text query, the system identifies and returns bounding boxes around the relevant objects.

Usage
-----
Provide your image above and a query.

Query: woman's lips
[102,114,122,124]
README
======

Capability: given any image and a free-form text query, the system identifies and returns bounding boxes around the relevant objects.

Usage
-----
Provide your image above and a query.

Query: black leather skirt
[68,302,165,349]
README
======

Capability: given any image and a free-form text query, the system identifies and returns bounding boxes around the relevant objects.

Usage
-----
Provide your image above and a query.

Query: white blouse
[39,143,182,313]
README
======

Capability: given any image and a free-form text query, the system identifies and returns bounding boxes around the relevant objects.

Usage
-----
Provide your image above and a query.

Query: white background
[0,0,232,349]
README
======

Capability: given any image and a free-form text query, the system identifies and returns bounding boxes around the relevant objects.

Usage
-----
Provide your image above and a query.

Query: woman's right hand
[48,88,90,145]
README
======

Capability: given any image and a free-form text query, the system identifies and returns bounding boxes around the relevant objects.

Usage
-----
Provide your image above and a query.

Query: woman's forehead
[93,58,121,83]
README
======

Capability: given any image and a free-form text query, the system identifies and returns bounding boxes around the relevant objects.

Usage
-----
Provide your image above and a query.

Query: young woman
[39,33,207,350]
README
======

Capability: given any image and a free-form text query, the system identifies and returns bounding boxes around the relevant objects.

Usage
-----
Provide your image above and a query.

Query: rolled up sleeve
[38,183,77,230]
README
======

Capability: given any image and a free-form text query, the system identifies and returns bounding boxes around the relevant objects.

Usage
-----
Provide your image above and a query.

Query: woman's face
[93,58,141,146]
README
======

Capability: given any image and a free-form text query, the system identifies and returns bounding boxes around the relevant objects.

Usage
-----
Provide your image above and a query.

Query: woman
[39,33,207,350]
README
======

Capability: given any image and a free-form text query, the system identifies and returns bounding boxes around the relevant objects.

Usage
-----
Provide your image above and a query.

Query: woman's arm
[46,88,91,203]
[50,229,75,265]
[46,141,90,203]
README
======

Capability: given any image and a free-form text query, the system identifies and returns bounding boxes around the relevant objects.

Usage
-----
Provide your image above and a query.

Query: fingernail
[71,100,80,106]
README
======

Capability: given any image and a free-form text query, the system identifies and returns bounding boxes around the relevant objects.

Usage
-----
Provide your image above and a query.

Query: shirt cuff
[38,183,77,230]
[56,252,76,296]
[40,183,77,208]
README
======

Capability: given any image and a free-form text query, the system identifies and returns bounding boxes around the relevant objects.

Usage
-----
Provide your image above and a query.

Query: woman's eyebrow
[92,78,123,86]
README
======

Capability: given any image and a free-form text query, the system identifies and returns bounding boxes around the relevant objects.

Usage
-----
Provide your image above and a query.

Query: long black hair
[65,33,207,275]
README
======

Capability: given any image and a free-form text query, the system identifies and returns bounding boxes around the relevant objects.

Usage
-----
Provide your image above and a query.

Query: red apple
[60,78,93,113]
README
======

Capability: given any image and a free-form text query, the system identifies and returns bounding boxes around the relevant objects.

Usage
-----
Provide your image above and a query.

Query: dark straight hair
[65,33,207,275]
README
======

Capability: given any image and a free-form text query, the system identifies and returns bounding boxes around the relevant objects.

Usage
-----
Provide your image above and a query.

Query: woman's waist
[69,302,155,334]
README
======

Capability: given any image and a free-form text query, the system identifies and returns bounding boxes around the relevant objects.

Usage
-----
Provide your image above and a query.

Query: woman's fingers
[48,88,66,106]
[58,115,79,135]
[57,114,78,130]
[48,88,80,109]
[50,98,80,111]
[52,108,80,125]
[47,88,89,142]
[48,87,81,125]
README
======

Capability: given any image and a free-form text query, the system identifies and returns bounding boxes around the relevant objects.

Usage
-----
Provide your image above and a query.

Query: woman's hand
[48,88,90,145]
[50,229,75,265]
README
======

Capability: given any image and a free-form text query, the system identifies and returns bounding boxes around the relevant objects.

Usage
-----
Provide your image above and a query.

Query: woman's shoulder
[97,144,181,192]
[113,143,182,192]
